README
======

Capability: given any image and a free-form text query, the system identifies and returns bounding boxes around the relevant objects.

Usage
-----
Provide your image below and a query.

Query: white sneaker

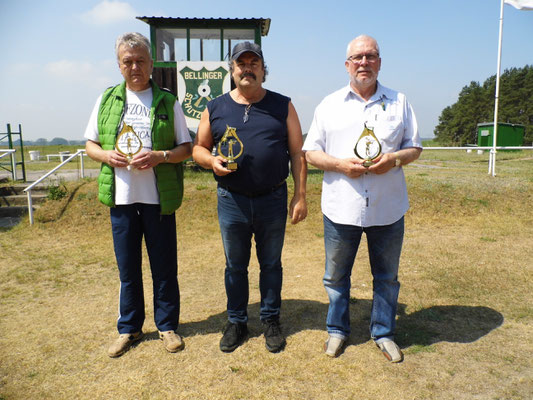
[324,336,345,358]
[376,339,403,363]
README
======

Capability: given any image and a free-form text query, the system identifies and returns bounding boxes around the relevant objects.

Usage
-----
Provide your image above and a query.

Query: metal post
[27,190,34,225]
[491,0,505,176]
[10,151,17,181]
[79,150,85,179]
[18,124,26,182]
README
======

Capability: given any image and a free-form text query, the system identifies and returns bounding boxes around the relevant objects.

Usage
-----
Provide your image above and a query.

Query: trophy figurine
[354,123,382,167]
[217,125,244,170]
[115,123,143,170]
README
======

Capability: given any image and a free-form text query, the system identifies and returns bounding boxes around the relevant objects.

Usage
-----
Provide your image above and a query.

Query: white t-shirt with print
[84,86,191,206]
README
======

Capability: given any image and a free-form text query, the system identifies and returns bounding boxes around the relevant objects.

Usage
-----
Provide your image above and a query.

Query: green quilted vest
[96,80,184,215]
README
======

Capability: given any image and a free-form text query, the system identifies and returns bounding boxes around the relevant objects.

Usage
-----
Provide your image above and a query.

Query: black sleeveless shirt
[207,90,290,193]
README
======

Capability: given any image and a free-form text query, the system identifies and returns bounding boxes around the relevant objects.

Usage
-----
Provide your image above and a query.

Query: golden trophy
[115,123,143,170]
[217,125,244,170]
[354,123,382,167]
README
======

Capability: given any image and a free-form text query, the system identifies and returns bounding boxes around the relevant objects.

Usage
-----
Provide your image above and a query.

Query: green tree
[435,65,533,145]
[50,137,69,145]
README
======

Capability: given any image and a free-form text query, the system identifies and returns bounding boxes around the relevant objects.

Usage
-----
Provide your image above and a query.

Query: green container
[477,122,524,147]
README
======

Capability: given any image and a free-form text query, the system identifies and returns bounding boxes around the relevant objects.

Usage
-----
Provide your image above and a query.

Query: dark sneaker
[220,322,248,352]
[107,331,144,358]
[263,319,286,353]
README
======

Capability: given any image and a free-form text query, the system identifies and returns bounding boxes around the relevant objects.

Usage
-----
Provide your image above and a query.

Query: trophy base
[226,162,238,170]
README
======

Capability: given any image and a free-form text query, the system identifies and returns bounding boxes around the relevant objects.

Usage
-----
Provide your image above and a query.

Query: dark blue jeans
[217,184,288,324]
[110,204,179,334]
[323,215,404,341]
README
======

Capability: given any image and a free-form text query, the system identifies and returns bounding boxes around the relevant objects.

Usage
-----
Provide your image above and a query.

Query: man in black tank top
[193,41,308,353]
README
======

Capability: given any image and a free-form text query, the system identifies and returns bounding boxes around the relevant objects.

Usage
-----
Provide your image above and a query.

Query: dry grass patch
[1,152,532,399]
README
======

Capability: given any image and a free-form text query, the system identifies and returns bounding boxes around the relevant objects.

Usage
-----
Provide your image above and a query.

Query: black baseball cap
[231,41,264,61]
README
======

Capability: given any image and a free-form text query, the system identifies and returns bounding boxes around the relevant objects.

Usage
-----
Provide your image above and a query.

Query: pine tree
[435,65,533,145]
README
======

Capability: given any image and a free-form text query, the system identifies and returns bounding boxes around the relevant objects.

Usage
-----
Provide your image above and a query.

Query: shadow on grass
[172,300,503,350]
[395,304,504,347]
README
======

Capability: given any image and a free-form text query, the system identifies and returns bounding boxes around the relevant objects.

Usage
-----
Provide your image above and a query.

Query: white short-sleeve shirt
[84,86,192,206]
[303,82,422,227]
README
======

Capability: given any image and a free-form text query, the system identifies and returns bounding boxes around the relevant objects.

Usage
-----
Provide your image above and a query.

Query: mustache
[241,72,256,80]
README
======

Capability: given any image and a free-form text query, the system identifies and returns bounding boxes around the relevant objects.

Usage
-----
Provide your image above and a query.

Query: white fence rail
[423,146,533,175]
[423,146,533,150]
[0,149,18,181]
[23,149,86,225]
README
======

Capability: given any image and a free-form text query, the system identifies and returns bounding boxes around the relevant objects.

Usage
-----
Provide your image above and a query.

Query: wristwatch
[395,156,401,167]
[163,150,170,162]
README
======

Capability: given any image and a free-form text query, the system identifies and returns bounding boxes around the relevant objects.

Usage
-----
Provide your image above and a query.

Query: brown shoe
[107,331,144,358]
[159,330,185,353]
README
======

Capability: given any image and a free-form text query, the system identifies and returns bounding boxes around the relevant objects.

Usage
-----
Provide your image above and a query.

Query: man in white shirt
[304,35,422,362]
[84,32,192,357]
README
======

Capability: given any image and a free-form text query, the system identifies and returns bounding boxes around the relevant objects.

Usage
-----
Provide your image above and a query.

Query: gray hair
[115,32,151,60]
[346,35,380,58]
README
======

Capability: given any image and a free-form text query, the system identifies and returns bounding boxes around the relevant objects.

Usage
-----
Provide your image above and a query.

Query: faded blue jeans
[323,214,404,342]
[217,184,288,324]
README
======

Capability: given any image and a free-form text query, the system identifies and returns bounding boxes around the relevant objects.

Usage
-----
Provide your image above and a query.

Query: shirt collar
[343,81,390,104]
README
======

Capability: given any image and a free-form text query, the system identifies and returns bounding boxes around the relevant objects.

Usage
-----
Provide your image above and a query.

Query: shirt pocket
[375,118,403,152]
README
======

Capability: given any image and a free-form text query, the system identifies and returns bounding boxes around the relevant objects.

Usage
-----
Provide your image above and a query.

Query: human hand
[367,152,396,175]
[337,157,367,178]
[212,156,234,176]
[130,150,164,170]
[289,195,307,225]
[105,150,129,168]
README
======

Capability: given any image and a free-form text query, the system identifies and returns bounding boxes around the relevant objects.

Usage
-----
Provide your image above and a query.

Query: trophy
[217,125,244,170]
[115,123,142,170]
[354,123,382,167]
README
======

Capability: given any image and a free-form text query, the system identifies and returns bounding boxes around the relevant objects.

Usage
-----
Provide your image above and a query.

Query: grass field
[1,149,532,399]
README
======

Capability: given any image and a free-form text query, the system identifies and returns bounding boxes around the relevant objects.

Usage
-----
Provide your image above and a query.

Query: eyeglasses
[347,53,380,64]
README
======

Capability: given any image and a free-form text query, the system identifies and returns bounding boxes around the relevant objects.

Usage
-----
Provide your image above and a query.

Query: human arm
[85,139,129,168]
[84,95,130,168]
[366,147,422,175]
[286,101,307,225]
[192,108,233,176]
[132,100,192,170]
[305,150,368,179]
[130,142,192,170]
[367,94,422,174]
[303,100,368,179]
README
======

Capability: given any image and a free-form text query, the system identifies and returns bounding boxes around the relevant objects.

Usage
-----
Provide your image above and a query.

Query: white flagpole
[490,0,505,176]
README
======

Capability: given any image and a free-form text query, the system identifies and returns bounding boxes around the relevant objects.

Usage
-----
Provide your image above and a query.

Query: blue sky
[1,0,532,141]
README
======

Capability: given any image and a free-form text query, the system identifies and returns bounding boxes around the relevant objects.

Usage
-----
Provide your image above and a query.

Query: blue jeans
[217,184,288,324]
[323,214,404,341]
[110,204,180,334]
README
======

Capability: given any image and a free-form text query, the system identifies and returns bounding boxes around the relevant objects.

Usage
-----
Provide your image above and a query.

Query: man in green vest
[84,32,192,358]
